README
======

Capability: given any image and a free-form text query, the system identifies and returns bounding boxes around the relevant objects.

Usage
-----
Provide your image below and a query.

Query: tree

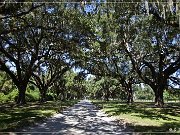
[0,4,49,104]
[81,2,136,103]
[113,2,179,107]
[145,0,179,28]
[30,59,70,102]
[1,0,179,106]
[0,3,70,104]
[87,1,179,106]
[0,1,94,104]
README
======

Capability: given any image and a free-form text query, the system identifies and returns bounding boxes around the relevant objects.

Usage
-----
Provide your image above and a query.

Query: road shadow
[14,100,133,135]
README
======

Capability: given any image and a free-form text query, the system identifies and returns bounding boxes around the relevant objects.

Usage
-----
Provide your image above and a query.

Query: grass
[92,100,180,133]
[0,100,78,131]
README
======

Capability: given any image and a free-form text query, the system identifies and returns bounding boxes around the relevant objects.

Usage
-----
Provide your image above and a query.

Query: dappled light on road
[17,100,132,135]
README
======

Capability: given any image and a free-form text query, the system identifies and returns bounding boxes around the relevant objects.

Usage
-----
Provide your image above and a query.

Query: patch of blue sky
[172,34,179,45]
[83,0,104,14]
[72,66,94,80]
[5,61,16,72]
[84,3,96,13]
[86,74,95,80]
[40,64,48,73]
[46,6,55,13]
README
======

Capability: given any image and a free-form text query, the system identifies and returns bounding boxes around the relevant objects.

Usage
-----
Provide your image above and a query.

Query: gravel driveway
[17,100,133,135]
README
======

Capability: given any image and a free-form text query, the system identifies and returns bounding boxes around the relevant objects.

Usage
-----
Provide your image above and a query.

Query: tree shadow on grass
[0,110,52,132]
[130,122,180,133]
[0,100,78,131]
[103,102,179,120]
[96,101,180,133]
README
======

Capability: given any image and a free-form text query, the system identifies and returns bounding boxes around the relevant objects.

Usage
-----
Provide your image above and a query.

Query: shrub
[46,93,55,101]
[0,89,18,103]
[0,88,40,103]
[0,93,8,103]
[26,90,40,102]
[8,90,18,101]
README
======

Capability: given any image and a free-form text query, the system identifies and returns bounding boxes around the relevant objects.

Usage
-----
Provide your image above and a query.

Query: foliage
[25,89,40,102]
[134,84,154,100]
[0,90,18,103]
[164,90,180,102]
[86,76,127,101]
[0,1,179,106]
[0,86,40,103]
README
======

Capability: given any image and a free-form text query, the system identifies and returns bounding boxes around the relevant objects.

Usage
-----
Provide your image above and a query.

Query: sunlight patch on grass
[93,100,180,132]
[118,114,161,126]
[0,100,78,131]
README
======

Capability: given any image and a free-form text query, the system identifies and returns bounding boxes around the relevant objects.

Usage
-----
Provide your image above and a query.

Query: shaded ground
[93,100,180,133]
[0,100,78,131]
[16,100,132,135]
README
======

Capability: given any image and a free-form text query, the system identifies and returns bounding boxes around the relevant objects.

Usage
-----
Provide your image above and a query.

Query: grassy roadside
[0,100,78,131]
[92,100,180,133]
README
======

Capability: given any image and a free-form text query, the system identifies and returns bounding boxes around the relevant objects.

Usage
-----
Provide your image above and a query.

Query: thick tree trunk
[104,89,110,101]
[154,88,164,107]
[61,93,65,101]
[40,87,47,102]
[127,91,133,104]
[126,78,133,104]
[61,90,66,101]
[56,89,60,100]
[16,85,27,105]
[111,90,116,100]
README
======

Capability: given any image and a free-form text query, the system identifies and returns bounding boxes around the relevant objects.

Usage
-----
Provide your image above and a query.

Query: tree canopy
[0,0,179,107]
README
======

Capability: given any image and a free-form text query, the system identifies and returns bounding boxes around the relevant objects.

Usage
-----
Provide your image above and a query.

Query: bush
[0,93,9,103]
[46,93,55,101]
[0,89,40,103]
[26,90,40,102]
[8,90,18,101]
[0,89,18,103]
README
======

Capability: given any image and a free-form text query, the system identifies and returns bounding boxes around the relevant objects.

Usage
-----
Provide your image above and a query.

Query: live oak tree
[0,3,74,104]
[63,70,79,100]
[52,77,66,101]
[30,59,70,102]
[88,1,179,106]
[124,18,179,107]
[113,2,179,107]
[0,1,92,104]
[0,3,50,104]
[0,0,179,106]
[145,0,179,28]
[111,55,135,103]
[82,1,136,103]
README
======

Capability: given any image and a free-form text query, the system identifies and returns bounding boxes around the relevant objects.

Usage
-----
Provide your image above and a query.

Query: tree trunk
[126,87,133,104]
[154,87,164,107]
[40,87,47,102]
[126,79,133,104]
[56,88,60,100]
[61,90,66,101]
[104,89,110,101]
[16,85,27,105]
[127,91,133,104]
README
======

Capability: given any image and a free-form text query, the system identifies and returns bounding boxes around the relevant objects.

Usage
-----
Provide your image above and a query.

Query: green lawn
[0,100,78,131]
[92,100,180,133]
